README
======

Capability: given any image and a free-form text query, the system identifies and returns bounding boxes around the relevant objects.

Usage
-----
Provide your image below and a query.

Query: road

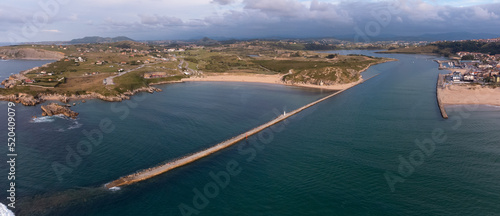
[104,64,146,85]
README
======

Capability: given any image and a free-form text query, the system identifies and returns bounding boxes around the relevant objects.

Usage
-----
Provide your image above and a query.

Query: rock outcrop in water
[41,103,79,118]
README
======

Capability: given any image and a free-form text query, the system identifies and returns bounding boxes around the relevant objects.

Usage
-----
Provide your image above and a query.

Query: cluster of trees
[434,41,500,55]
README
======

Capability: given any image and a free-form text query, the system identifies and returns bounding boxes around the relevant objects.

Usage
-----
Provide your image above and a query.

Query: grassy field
[252,60,333,73]
[1,41,393,98]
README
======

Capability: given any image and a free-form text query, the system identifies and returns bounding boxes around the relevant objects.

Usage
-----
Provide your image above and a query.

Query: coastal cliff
[0,48,64,60]
[0,86,163,106]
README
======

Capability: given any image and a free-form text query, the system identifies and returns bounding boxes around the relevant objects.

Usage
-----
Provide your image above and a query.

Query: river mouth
[4,51,500,216]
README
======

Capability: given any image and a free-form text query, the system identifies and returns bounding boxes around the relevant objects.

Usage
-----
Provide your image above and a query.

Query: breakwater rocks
[41,103,79,118]
[104,74,382,189]
[0,86,163,106]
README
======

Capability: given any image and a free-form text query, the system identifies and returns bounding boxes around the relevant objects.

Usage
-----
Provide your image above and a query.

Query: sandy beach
[438,84,500,106]
[181,73,363,90]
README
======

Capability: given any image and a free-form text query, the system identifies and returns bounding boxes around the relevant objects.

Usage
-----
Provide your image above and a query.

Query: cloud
[2,0,500,42]
[105,0,500,39]
[139,14,184,26]
[211,0,236,5]
[244,0,308,17]
[471,6,499,20]
[41,29,61,33]
[68,14,78,21]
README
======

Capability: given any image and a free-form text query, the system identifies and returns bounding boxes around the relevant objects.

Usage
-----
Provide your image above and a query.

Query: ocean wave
[0,202,15,216]
[67,121,83,130]
[483,104,500,109]
[109,187,121,191]
[31,116,56,123]
[32,115,82,131]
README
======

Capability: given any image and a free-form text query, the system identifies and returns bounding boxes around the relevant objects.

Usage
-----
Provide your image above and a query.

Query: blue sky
[1,0,500,42]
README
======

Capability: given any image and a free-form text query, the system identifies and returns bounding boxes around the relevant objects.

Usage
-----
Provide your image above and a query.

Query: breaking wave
[31,116,56,123]
[0,202,15,216]
[109,187,121,191]
[31,115,82,131]
[67,120,83,130]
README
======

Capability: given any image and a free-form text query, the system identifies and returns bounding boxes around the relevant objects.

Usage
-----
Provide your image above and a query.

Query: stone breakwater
[436,74,448,119]
[0,87,163,106]
[104,74,381,189]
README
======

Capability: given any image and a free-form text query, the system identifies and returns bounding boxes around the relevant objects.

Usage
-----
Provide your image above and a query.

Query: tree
[326,54,337,59]
[461,55,475,60]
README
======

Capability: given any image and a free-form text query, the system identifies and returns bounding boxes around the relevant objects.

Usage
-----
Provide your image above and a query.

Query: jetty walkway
[105,75,379,189]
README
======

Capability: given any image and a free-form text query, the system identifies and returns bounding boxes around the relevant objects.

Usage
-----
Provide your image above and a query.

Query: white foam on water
[67,121,83,130]
[31,116,55,123]
[0,202,15,216]
[483,104,500,109]
[53,114,68,119]
[109,187,121,191]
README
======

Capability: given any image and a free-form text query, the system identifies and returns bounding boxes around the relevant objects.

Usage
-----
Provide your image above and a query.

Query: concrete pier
[105,75,379,189]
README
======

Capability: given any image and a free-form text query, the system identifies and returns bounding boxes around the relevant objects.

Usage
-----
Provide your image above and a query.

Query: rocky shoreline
[0,86,163,106]
[41,103,79,118]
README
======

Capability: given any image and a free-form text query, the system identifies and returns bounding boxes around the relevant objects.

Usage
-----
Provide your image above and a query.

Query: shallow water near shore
[1,51,500,215]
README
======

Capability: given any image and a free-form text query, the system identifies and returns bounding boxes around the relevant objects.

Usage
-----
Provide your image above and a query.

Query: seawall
[104,74,380,189]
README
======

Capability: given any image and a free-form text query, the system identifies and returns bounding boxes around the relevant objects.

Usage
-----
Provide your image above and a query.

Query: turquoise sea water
[1,51,499,215]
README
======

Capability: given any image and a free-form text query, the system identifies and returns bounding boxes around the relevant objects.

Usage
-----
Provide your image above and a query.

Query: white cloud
[471,6,499,20]
[211,0,237,5]
[41,29,61,33]
[2,0,500,41]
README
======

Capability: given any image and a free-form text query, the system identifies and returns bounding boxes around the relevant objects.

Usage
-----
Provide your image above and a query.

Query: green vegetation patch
[252,60,333,73]
[282,57,381,84]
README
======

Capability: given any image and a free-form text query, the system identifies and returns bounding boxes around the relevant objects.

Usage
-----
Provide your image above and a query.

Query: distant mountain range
[68,36,134,44]
[3,32,499,46]
[334,32,500,42]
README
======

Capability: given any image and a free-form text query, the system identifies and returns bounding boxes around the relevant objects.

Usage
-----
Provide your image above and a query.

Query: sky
[1,0,500,42]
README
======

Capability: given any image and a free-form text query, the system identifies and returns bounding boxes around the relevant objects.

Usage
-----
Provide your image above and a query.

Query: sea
[0,51,499,216]
[0,60,55,85]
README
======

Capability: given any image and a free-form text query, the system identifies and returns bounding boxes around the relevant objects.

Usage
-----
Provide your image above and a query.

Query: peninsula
[0,40,394,106]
